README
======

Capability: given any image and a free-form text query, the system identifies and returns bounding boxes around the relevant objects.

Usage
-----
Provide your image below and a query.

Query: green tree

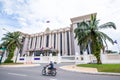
[74,14,116,64]
[1,31,22,63]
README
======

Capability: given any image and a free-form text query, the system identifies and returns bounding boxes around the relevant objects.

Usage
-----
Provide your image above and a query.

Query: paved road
[0,63,120,80]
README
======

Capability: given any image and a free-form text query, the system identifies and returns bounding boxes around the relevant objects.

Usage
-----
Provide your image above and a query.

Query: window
[21,37,25,43]
[77,23,80,27]
[30,37,33,49]
[87,20,90,25]
[54,33,56,49]
[34,36,37,49]
[60,32,62,56]
[46,35,49,47]
[67,31,70,55]
[40,36,42,48]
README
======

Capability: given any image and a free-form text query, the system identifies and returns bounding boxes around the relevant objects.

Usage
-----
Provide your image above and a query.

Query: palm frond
[98,22,116,29]
[79,21,89,29]
[96,31,114,44]
[1,31,22,52]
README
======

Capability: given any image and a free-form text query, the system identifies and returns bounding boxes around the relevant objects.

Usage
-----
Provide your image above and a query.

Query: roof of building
[70,13,97,24]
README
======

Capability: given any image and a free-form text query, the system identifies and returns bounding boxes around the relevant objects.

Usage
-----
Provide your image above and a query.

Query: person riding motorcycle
[48,61,54,70]
[42,61,57,76]
[46,61,54,74]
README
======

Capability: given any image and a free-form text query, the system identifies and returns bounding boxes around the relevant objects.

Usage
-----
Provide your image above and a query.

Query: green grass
[77,64,120,73]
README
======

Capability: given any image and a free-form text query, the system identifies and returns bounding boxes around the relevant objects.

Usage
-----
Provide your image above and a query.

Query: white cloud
[0,0,120,52]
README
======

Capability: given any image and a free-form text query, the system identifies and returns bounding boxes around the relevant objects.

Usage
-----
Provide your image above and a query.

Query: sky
[0,0,120,52]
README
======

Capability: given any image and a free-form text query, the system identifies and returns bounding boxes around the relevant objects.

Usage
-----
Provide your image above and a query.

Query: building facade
[20,13,96,56]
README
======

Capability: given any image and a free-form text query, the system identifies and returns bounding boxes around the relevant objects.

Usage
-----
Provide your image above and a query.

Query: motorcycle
[42,65,57,76]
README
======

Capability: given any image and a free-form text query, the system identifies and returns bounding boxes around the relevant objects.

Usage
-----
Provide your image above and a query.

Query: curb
[0,64,40,67]
[60,65,120,76]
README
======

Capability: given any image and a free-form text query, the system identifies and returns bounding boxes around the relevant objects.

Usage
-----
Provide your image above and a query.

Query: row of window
[29,31,70,56]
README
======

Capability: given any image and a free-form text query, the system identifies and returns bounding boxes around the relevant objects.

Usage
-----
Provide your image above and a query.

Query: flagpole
[114,40,120,54]
[117,43,120,54]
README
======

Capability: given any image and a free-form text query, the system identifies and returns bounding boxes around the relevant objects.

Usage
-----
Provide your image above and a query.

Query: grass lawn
[77,64,120,73]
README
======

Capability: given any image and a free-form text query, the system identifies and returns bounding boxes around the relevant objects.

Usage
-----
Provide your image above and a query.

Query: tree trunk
[4,44,15,63]
[96,53,102,64]
[92,38,102,64]
[15,48,20,63]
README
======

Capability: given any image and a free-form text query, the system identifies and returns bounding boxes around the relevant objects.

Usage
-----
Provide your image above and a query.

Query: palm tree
[1,31,22,63]
[74,14,116,64]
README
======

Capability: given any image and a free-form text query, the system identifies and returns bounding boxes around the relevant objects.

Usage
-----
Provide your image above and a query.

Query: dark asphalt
[0,63,120,80]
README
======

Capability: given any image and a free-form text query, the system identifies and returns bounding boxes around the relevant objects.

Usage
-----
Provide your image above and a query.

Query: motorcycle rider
[47,61,54,73]
[42,61,56,76]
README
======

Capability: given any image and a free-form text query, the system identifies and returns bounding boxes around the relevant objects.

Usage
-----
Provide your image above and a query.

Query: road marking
[50,78,57,80]
[8,72,27,77]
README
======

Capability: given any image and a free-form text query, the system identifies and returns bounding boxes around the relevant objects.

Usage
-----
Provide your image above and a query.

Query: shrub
[4,59,13,63]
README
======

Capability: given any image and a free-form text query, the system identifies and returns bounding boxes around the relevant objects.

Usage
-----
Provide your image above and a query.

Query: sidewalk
[60,65,120,76]
[0,64,40,67]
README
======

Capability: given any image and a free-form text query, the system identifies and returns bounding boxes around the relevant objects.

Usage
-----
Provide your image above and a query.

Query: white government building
[2,13,120,64]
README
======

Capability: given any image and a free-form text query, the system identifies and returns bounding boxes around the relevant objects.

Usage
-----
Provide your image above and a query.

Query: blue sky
[0,0,120,52]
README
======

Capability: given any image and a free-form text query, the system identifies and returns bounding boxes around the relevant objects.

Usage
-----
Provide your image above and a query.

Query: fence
[2,53,120,64]
[101,53,120,64]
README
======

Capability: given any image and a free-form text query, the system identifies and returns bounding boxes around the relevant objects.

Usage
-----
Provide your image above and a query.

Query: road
[0,63,120,80]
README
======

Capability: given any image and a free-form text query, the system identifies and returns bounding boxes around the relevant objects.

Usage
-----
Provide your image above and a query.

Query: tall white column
[28,37,31,49]
[22,36,29,55]
[40,35,43,48]
[57,32,60,55]
[51,33,54,48]
[65,31,67,55]
[62,31,65,56]
[56,33,58,50]
[40,35,42,48]
[69,31,72,55]
[43,34,46,48]
[73,24,80,55]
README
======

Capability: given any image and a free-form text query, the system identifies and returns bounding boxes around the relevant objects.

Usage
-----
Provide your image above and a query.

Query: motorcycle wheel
[51,70,57,76]
[42,69,46,75]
